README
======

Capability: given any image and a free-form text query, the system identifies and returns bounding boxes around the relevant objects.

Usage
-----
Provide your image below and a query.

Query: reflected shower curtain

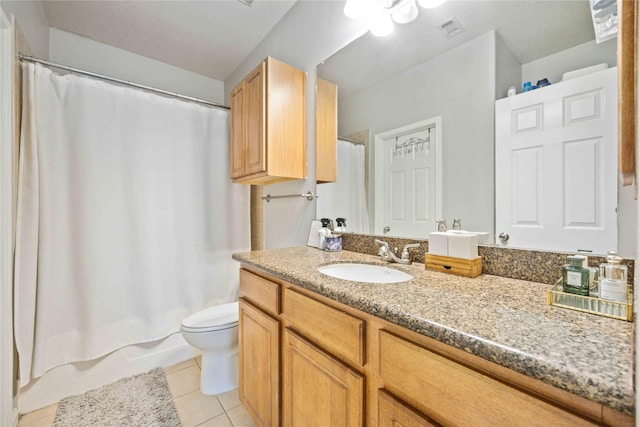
[316,138,369,232]
[14,62,249,387]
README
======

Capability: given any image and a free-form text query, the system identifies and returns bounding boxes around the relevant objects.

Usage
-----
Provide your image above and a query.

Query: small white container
[427,232,449,256]
[447,232,478,259]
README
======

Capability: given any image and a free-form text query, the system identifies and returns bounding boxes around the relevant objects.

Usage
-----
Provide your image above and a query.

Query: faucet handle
[400,243,420,264]
[403,243,420,251]
[374,239,389,247]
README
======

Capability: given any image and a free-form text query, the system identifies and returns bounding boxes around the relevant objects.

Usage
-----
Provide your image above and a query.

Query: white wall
[337,32,499,237]
[495,33,522,100]
[225,1,366,249]
[49,28,225,105]
[0,0,48,59]
[522,39,617,87]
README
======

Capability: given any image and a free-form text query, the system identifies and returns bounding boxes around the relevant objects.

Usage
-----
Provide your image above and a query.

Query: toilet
[180,301,239,395]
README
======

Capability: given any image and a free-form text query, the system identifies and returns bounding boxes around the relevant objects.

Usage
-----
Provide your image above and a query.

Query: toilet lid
[181,301,239,330]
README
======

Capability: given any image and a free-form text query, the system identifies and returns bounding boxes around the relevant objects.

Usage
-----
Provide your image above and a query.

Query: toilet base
[199,351,238,395]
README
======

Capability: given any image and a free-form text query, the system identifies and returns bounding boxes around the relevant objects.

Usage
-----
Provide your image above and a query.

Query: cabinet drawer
[240,269,280,316]
[284,288,365,367]
[379,330,598,427]
[378,389,438,427]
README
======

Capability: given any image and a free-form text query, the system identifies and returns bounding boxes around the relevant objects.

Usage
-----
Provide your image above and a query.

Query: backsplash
[341,233,635,286]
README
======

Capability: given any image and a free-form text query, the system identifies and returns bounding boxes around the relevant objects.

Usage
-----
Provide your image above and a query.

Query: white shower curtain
[316,138,369,232]
[14,62,249,387]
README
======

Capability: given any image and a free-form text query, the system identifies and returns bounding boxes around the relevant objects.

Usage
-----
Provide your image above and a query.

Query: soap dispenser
[318,218,332,250]
[599,251,628,303]
[335,218,347,233]
[562,255,590,296]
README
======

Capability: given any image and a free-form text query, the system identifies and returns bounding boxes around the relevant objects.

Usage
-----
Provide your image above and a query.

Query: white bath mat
[52,367,182,426]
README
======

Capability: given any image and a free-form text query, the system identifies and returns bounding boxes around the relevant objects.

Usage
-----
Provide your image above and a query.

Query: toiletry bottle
[335,218,347,233]
[562,255,590,296]
[599,251,628,303]
[577,254,599,297]
[436,219,447,232]
[452,218,461,230]
[318,218,332,250]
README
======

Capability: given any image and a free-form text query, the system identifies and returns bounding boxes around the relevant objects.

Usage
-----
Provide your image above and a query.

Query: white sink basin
[317,263,414,284]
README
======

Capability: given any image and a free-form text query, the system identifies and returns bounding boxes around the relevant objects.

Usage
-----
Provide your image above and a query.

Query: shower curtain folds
[14,62,249,387]
[316,138,369,233]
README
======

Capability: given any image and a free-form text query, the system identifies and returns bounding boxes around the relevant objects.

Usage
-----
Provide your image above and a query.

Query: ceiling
[319,0,603,99]
[41,0,298,81]
[40,0,603,89]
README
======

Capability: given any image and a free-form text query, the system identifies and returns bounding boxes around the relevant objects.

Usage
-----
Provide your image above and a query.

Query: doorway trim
[373,116,442,236]
[0,9,17,427]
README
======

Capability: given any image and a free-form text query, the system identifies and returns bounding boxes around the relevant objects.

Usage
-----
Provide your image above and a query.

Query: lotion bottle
[599,251,628,303]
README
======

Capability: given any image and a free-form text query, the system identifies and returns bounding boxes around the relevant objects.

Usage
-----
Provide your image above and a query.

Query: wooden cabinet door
[316,78,337,183]
[230,82,246,179]
[239,298,279,427]
[378,389,439,427]
[282,329,364,427]
[245,62,266,176]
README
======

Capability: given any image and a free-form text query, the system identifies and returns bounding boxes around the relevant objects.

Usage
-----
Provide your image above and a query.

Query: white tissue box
[447,232,478,259]
[427,232,449,256]
[467,231,490,244]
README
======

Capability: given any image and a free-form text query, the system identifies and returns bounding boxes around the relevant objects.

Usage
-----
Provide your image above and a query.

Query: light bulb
[370,13,394,37]
[344,0,368,19]
[392,0,419,24]
[418,0,446,8]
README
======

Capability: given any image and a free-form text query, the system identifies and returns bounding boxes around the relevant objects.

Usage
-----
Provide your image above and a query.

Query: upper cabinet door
[245,63,266,177]
[230,57,306,185]
[495,68,618,254]
[316,78,338,184]
[230,81,246,179]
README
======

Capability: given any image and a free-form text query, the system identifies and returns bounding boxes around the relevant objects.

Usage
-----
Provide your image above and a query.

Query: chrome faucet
[375,240,420,265]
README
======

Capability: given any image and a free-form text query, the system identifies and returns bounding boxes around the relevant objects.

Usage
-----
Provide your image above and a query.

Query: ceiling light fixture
[344,0,446,37]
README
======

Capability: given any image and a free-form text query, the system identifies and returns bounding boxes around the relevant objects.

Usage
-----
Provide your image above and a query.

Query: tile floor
[17,357,257,427]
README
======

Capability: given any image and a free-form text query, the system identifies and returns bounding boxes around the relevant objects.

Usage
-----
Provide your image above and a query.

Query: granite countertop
[232,246,635,416]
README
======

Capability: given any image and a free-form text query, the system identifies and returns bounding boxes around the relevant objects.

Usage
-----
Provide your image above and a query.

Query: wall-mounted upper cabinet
[316,78,337,184]
[230,57,306,185]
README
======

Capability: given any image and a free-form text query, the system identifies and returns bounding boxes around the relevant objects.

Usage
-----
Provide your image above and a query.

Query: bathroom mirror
[317,0,636,256]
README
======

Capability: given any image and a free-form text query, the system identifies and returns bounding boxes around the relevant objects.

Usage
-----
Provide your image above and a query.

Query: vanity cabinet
[238,269,281,427]
[316,78,337,183]
[230,57,306,185]
[237,265,633,427]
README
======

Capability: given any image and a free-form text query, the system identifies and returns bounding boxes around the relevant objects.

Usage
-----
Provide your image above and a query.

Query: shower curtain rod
[338,136,366,145]
[18,53,230,110]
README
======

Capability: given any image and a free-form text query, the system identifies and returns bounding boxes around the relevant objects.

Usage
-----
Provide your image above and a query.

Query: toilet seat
[181,301,239,333]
